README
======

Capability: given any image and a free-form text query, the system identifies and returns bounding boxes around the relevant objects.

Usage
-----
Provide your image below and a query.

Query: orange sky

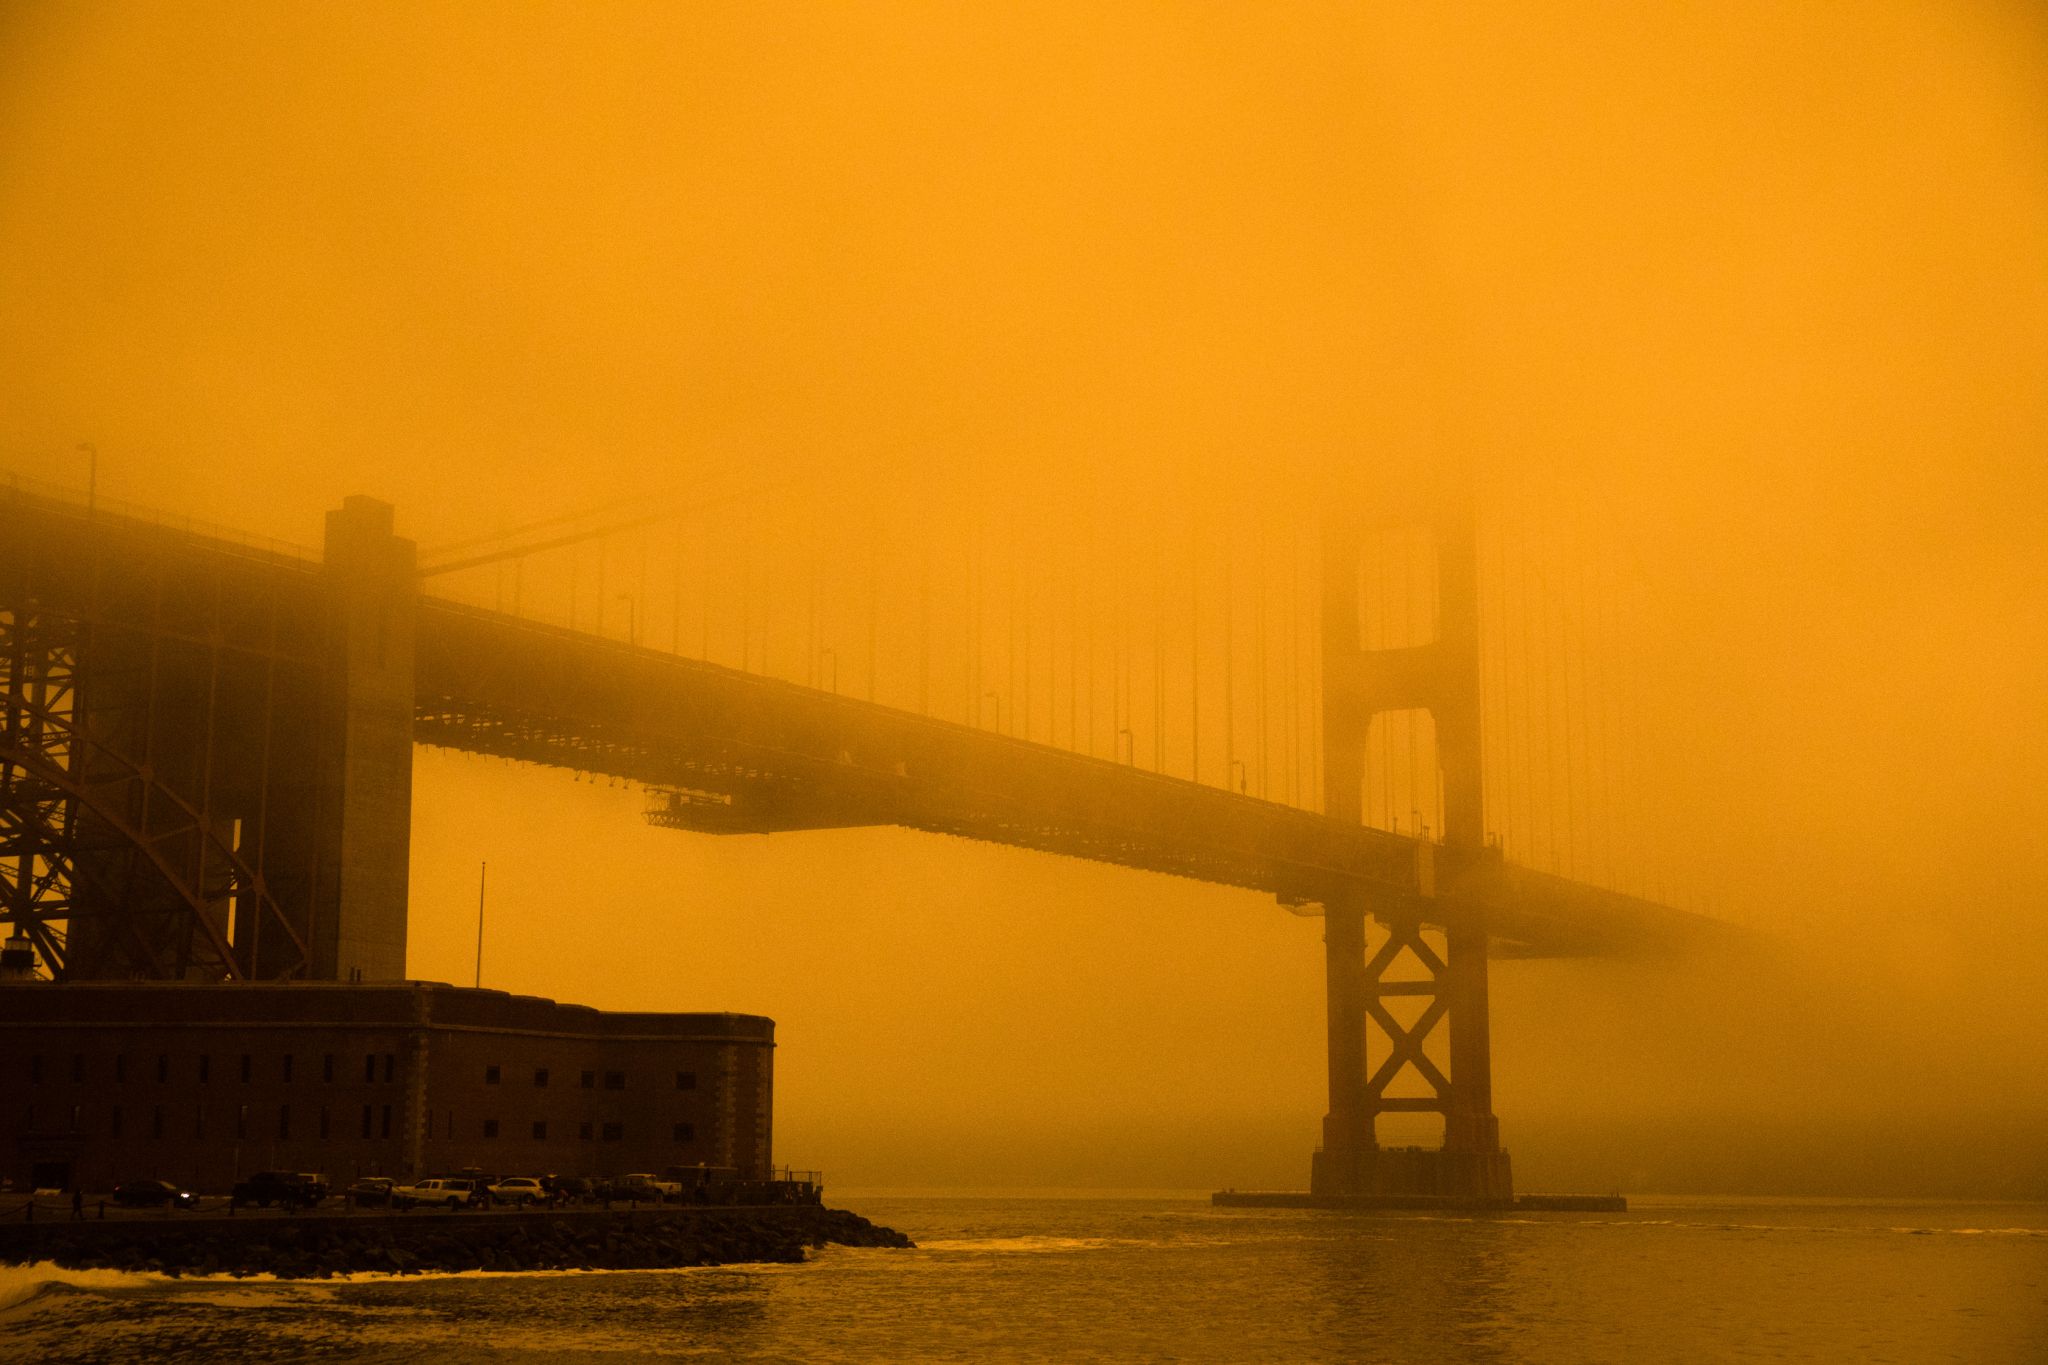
[3,2,2045,1194]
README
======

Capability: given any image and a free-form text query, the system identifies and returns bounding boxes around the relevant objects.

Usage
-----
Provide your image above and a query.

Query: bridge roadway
[2,484,1719,963]
[414,599,1716,958]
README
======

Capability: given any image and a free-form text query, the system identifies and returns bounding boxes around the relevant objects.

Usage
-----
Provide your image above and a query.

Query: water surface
[3,1194,2041,1363]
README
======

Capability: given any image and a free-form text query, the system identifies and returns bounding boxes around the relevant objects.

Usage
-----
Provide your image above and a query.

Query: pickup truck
[232,1171,327,1208]
[616,1173,680,1202]
[391,1177,485,1210]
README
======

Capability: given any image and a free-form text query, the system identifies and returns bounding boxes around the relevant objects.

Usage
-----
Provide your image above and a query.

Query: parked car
[543,1175,593,1203]
[488,1177,547,1206]
[391,1177,484,1211]
[617,1173,681,1203]
[345,1176,395,1207]
[112,1179,196,1209]
[232,1171,327,1208]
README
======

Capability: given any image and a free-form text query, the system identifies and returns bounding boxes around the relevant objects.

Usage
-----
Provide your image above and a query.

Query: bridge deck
[414,599,1718,957]
[3,486,1724,963]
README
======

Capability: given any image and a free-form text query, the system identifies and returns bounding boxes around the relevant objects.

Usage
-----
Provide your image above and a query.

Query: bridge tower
[1311,500,1512,1201]
[314,495,417,983]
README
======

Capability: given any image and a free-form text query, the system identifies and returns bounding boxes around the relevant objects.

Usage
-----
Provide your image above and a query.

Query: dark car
[345,1176,395,1207]
[543,1175,593,1203]
[112,1179,196,1209]
[232,1170,326,1208]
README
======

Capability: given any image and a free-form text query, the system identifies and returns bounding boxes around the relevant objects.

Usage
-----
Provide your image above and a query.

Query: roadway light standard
[1116,727,1134,764]
[1230,758,1247,793]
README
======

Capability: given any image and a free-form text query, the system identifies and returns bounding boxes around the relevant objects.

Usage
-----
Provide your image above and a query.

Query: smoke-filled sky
[3,2,2045,1195]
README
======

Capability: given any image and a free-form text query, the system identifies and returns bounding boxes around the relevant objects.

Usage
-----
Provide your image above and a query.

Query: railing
[2,467,319,566]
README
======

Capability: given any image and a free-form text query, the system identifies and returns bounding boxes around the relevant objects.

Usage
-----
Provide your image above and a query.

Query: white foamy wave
[0,1261,159,1314]
[917,1236,1113,1253]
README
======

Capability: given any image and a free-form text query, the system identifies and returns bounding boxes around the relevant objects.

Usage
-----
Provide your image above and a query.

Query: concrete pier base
[1311,1144,1515,1203]
[1214,1190,1626,1213]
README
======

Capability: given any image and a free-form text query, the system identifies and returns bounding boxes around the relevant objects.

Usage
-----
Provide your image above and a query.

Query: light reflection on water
[2,1196,2044,1364]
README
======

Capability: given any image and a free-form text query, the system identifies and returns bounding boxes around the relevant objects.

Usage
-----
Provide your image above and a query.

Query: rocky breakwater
[0,1205,912,1279]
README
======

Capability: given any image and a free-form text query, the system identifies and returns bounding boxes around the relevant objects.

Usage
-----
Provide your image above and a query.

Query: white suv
[489,1177,548,1206]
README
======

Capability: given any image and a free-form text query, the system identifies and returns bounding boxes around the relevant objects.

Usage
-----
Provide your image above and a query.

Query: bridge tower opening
[1311,502,1512,1202]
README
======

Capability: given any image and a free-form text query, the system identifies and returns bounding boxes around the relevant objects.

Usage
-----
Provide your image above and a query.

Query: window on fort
[532,1121,548,1140]
[578,1121,593,1141]
[236,1104,249,1140]
[672,1122,694,1143]
[279,1105,291,1140]
[580,1070,595,1089]
[240,1054,252,1083]
[675,1071,696,1091]
[151,1106,164,1139]
[603,1071,625,1091]
[115,1055,127,1084]
[485,1065,501,1085]
[533,1067,549,1088]
[282,1055,294,1083]
[361,1105,373,1139]
[157,1054,169,1083]
[323,1053,334,1083]
[364,1054,376,1083]
[30,1055,42,1084]
[71,1054,84,1083]
[601,1122,623,1142]
[381,1104,392,1139]
[111,1106,123,1139]
[199,1055,211,1083]
[319,1106,330,1140]
[483,1119,500,1139]
[383,1054,395,1084]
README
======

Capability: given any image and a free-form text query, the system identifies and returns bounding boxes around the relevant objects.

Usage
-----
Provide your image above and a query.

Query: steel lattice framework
[1,490,328,981]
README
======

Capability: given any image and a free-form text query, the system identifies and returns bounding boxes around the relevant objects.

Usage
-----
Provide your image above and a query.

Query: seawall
[0,1204,911,1278]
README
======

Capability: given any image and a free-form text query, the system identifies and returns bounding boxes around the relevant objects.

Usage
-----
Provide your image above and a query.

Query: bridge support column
[1311,898,1372,1196]
[312,496,416,983]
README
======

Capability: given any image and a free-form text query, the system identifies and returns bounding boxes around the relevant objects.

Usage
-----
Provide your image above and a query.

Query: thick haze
[3,3,2044,1195]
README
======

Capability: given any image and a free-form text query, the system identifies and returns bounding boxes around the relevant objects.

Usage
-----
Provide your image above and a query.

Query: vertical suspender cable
[1153,533,1165,772]
[1256,523,1268,797]
[1223,541,1234,788]
[1189,514,1200,784]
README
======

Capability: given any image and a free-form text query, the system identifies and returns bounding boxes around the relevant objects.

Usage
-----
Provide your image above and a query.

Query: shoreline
[0,1203,912,1279]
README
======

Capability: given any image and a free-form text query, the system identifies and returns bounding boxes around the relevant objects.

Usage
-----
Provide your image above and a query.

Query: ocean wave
[0,1262,161,1315]
[916,1235,1117,1253]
